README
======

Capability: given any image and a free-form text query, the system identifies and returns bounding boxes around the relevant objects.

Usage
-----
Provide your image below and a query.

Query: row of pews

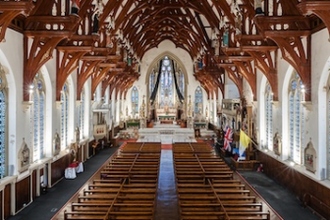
[173,143,271,220]
[63,142,161,220]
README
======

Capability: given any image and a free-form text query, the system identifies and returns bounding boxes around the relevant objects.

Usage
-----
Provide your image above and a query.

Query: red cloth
[68,162,79,168]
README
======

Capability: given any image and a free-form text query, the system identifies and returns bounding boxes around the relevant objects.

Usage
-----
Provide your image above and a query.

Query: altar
[138,123,195,144]
[156,108,176,124]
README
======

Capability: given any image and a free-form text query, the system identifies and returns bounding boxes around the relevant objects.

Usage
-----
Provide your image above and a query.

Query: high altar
[156,108,177,123]
[153,100,180,124]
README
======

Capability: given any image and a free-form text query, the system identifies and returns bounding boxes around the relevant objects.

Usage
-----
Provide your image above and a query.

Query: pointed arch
[0,50,17,177]
[145,51,189,104]
[287,71,305,164]
[318,56,330,180]
[78,89,85,141]
[0,64,7,178]
[264,82,274,151]
[61,82,69,150]
[131,86,139,115]
[195,86,203,114]
[31,73,46,162]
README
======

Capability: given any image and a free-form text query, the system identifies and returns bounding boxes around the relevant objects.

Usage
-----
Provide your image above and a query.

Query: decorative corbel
[302,101,312,111]
[22,101,33,113]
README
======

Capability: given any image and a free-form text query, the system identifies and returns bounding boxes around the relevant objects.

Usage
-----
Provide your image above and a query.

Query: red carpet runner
[161,144,172,149]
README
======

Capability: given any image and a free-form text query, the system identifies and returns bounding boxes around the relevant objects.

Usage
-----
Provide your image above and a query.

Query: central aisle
[154,149,180,220]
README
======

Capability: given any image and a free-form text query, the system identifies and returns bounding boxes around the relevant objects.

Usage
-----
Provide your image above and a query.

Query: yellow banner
[240,129,251,148]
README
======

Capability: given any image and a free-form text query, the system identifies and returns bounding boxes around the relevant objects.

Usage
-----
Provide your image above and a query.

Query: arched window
[78,91,85,140]
[265,83,273,150]
[159,56,173,107]
[131,87,139,115]
[149,71,155,96]
[179,71,185,95]
[32,74,45,162]
[195,86,203,114]
[288,72,304,164]
[61,83,69,150]
[149,56,185,107]
[0,69,7,178]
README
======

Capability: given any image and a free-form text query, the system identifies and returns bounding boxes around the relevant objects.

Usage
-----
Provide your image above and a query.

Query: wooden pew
[64,143,161,220]
[173,143,271,220]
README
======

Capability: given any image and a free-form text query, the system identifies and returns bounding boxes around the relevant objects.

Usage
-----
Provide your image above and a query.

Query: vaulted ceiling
[1,0,330,102]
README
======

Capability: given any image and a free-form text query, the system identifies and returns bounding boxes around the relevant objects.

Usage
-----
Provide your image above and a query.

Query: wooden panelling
[113,125,120,136]
[40,168,44,177]
[257,151,330,218]
[50,154,71,186]
[32,170,37,199]
[77,144,82,162]
[88,141,94,158]
[4,184,11,219]
[0,190,2,220]
[82,143,87,162]
[15,176,30,212]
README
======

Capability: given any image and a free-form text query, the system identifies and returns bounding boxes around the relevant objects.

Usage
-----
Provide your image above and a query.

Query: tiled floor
[154,149,180,220]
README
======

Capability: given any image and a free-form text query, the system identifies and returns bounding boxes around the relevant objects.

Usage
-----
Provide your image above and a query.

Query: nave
[7,141,319,220]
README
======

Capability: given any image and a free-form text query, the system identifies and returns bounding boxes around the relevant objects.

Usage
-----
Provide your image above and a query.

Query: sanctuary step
[137,124,195,144]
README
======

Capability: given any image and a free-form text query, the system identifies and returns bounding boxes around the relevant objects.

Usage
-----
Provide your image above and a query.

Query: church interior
[1,0,330,219]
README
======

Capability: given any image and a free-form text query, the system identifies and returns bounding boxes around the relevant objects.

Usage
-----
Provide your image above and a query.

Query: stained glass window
[79,92,85,140]
[32,74,45,162]
[159,56,174,107]
[39,94,44,159]
[288,72,304,164]
[149,72,155,95]
[179,71,184,95]
[195,86,203,114]
[131,87,139,115]
[61,84,69,150]
[289,93,294,159]
[0,89,6,178]
[149,56,185,107]
[265,83,273,150]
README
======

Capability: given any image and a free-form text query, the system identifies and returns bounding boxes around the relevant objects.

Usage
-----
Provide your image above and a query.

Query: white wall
[1,24,330,182]
[0,29,24,175]
[224,73,240,99]
[254,28,330,181]
[313,28,330,180]
[131,40,202,116]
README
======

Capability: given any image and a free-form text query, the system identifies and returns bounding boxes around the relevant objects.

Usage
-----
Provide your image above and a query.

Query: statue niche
[53,132,61,156]
[273,132,281,156]
[18,138,30,173]
[304,140,316,173]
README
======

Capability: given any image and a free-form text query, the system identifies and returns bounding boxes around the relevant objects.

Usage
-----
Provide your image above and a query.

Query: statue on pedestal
[18,138,30,173]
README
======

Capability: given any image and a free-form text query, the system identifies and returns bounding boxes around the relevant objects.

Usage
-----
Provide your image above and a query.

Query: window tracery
[288,72,304,164]
[31,73,45,162]
[0,65,7,178]
[265,83,273,150]
[131,87,139,115]
[61,83,69,150]
[195,86,203,114]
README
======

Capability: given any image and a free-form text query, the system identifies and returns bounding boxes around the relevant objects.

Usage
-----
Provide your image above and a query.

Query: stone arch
[0,49,17,174]
[258,75,268,147]
[281,65,294,160]
[145,51,189,101]
[317,56,330,179]
[38,65,54,157]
